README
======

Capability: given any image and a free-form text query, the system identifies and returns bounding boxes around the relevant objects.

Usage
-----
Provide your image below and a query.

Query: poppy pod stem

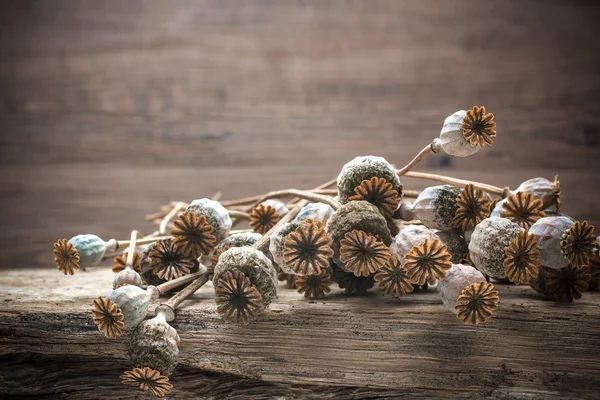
[159,202,186,235]
[227,210,251,220]
[115,235,169,251]
[396,142,439,176]
[402,171,507,196]
[253,189,340,211]
[155,266,211,322]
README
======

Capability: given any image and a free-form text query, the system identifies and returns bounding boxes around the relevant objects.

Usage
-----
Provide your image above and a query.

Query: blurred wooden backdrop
[0,0,599,269]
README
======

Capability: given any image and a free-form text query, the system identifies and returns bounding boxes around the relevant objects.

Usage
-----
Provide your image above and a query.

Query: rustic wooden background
[0,0,599,270]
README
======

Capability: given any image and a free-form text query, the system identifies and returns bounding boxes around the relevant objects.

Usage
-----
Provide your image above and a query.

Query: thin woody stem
[166,270,211,310]
[155,269,207,295]
[402,171,507,196]
[396,143,437,176]
[116,235,169,250]
[159,202,185,235]
[254,189,340,210]
[228,210,250,220]
[125,230,140,266]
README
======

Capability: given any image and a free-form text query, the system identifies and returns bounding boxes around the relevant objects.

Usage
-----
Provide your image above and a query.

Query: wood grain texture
[1,268,599,398]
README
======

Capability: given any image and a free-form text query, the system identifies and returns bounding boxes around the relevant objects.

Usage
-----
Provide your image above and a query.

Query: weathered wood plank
[1,268,599,398]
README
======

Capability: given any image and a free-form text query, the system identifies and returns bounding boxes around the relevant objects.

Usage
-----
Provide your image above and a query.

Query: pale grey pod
[325,201,393,271]
[113,267,143,289]
[489,198,507,218]
[398,185,461,231]
[213,246,278,306]
[122,245,147,258]
[260,199,289,218]
[269,220,308,274]
[390,225,439,263]
[128,312,180,376]
[185,198,232,243]
[436,230,469,264]
[68,234,110,267]
[469,217,524,278]
[435,110,479,157]
[295,202,335,225]
[514,177,556,211]
[437,264,486,311]
[216,232,263,250]
[336,155,402,204]
[107,285,159,330]
[528,216,575,270]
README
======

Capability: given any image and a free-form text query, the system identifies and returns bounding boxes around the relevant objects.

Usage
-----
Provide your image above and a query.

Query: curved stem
[402,171,506,196]
[396,143,436,176]
[228,210,250,220]
[154,268,211,322]
[155,268,207,295]
[254,189,340,210]
[403,189,421,198]
[159,202,185,235]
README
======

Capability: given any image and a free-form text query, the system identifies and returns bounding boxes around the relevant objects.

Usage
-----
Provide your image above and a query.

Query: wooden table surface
[1,1,599,398]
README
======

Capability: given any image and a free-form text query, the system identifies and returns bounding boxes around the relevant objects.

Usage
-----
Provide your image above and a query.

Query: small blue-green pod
[68,234,112,267]
[107,285,159,331]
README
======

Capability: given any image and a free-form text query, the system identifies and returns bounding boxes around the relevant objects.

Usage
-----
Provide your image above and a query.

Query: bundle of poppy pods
[52,106,599,397]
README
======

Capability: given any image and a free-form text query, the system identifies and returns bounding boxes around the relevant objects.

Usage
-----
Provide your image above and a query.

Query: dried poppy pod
[404,238,452,285]
[122,311,179,397]
[140,238,199,287]
[528,216,575,270]
[390,224,440,262]
[213,246,278,323]
[211,232,263,272]
[336,155,402,209]
[374,257,414,297]
[469,217,524,279]
[587,239,600,290]
[283,221,334,276]
[183,198,232,244]
[452,184,493,232]
[503,231,541,284]
[53,234,119,274]
[546,264,591,303]
[560,220,596,268]
[269,220,309,274]
[513,175,561,212]
[250,200,289,234]
[105,285,160,331]
[112,251,142,274]
[295,202,336,225]
[398,185,462,231]
[437,264,498,325]
[295,267,334,299]
[432,106,496,157]
[333,264,375,295]
[113,266,143,289]
[325,201,393,273]
[436,230,469,264]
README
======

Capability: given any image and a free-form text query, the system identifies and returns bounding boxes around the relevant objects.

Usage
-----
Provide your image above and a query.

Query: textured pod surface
[68,234,107,266]
[469,217,524,278]
[185,198,232,243]
[106,285,153,330]
[261,199,289,218]
[128,313,180,376]
[325,201,392,269]
[437,264,486,310]
[436,230,469,264]
[213,246,278,306]
[489,198,507,218]
[336,156,402,205]
[514,177,556,211]
[216,232,262,250]
[403,185,462,231]
[529,216,575,270]
[295,202,336,225]
[436,110,479,157]
[269,220,308,274]
[112,268,143,289]
[390,225,439,263]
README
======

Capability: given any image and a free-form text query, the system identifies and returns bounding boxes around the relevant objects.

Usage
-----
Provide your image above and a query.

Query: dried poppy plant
[283,221,333,275]
[249,204,280,234]
[215,270,264,325]
[171,212,217,258]
[452,184,492,231]
[295,269,332,299]
[545,264,591,303]
[348,176,402,217]
[211,245,232,273]
[404,238,452,285]
[278,271,297,289]
[455,281,499,325]
[374,257,414,297]
[121,367,173,398]
[334,267,375,295]
[339,230,391,277]
[560,220,596,268]
[500,192,546,229]
[112,252,141,274]
[91,296,125,339]
[53,239,80,275]
[461,105,496,149]
[149,238,197,281]
[503,231,541,285]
